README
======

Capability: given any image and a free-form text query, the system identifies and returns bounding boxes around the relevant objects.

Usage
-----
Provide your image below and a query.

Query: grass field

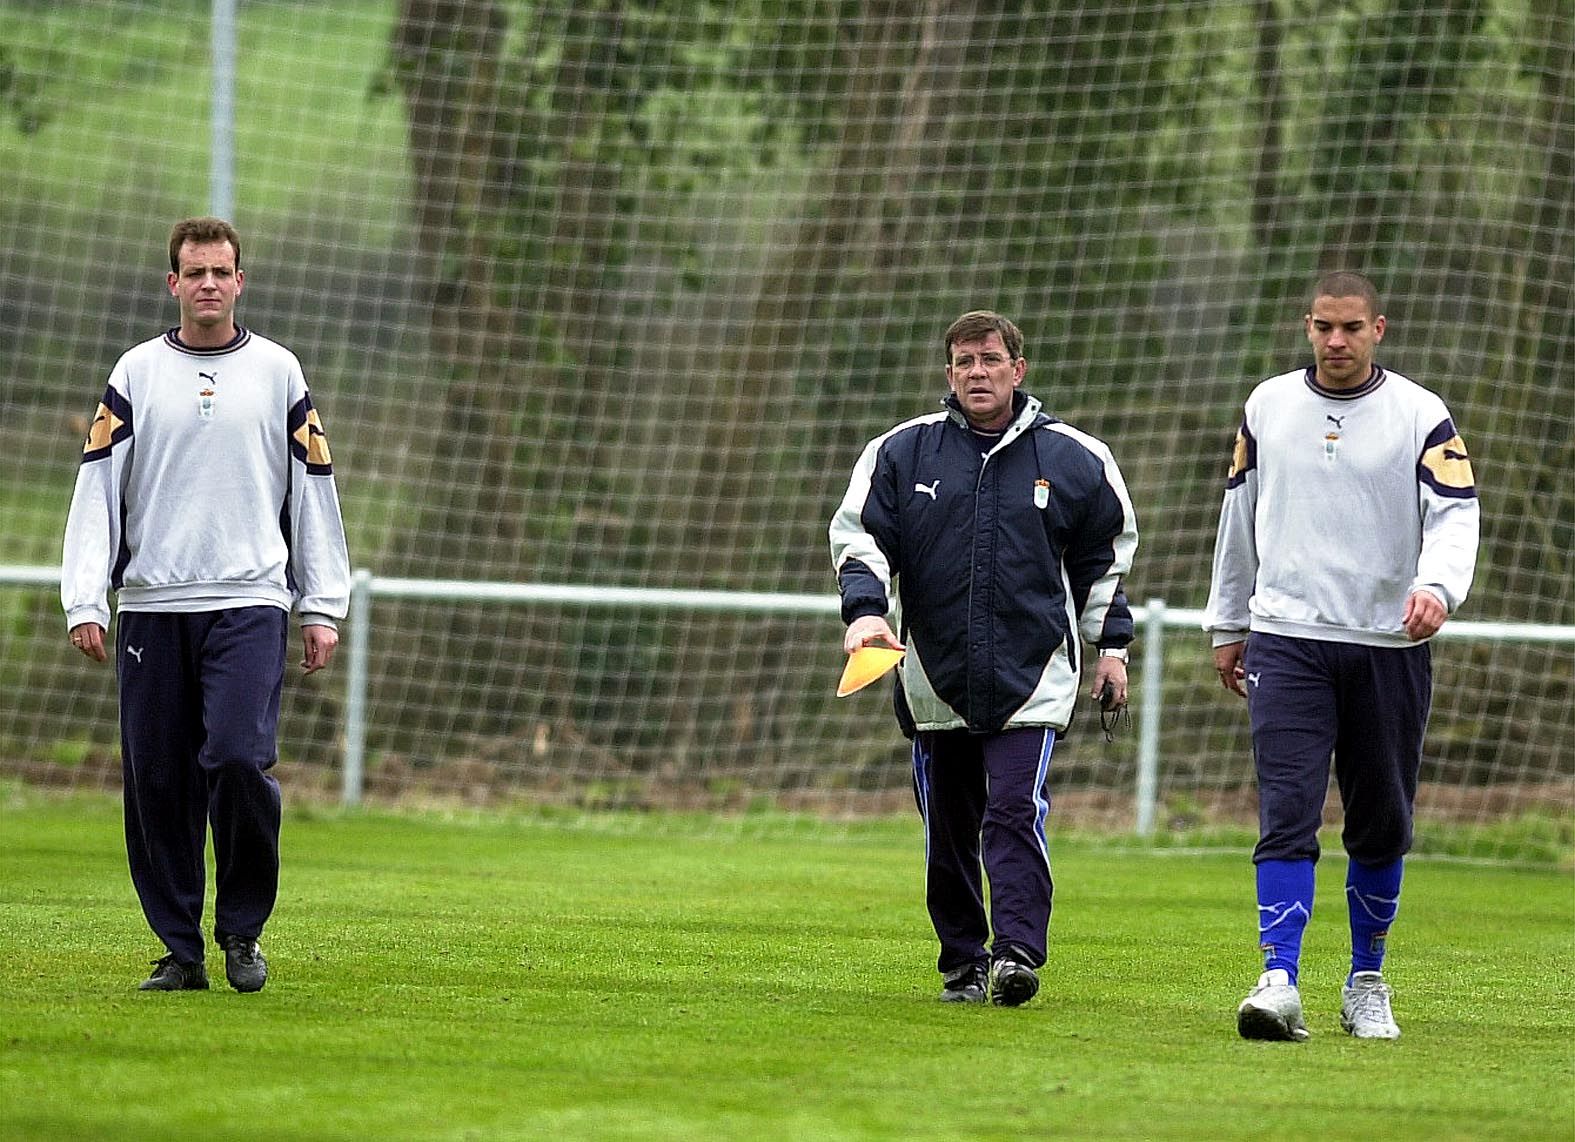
[1,791,1570,1141]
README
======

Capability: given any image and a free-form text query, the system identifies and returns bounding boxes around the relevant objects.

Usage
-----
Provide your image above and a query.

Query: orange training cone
[836,646,906,697]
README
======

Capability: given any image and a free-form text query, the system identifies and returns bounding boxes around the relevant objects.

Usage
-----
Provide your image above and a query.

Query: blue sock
[1255,859,1314,985]
[1346,857,1402,981]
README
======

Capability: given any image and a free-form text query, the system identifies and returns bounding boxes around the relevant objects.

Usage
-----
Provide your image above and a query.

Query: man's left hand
[1403,589,1447,641]
[302,624,339,674]
[1090,657,1128,708]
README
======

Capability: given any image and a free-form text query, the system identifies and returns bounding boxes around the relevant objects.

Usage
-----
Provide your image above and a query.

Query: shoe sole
[1237,1003,1308,1042]
[1340,1015,1400,1040]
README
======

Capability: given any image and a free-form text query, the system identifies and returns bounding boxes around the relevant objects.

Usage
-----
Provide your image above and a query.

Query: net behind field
[0,2,1570,861]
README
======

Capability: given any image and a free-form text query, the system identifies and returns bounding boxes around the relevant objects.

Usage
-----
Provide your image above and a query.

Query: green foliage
[1,797,1571,1139]
[2,1,1568,802]
[1414,812,1575,865]
[40,737,93,767]
[0,41,49,135]
[0,481,66,564]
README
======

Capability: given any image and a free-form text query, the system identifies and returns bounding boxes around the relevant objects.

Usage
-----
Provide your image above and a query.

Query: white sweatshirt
[61,328,351,632]
[1203,365,1479,648]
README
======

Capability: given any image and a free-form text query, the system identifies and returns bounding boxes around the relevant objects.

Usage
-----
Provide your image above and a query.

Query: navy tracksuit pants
[117,607,288,963]
[1245,632,1432,866]
[912,727,1056,974]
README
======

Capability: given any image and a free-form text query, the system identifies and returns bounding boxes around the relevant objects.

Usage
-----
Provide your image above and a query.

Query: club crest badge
[1323,431,1339,461]
[197,370,217,419]
[1033,478,1050,509]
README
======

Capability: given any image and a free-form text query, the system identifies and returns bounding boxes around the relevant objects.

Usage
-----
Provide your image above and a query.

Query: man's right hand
[69,622,108,664]
[844,615,904,656]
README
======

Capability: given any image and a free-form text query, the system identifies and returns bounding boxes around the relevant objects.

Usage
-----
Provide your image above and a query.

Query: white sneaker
[1341,971,1401,1039]
[1237,969,1310,1042]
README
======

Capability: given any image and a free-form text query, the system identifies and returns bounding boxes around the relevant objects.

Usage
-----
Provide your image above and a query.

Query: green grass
[1,793,1571,1141]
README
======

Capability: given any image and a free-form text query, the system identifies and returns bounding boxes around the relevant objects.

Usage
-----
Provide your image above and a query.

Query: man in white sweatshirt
[62,217,351,993]
[1203,271,1478,1042]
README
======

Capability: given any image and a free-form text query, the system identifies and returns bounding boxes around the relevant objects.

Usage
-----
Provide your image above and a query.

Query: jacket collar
[943,389,1044,435]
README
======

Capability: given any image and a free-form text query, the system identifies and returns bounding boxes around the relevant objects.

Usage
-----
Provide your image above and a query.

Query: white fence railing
[8,563,1575,832]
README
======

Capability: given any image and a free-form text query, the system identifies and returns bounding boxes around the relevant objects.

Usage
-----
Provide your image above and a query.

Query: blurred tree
[384,0,519,575]
[1250,0,1287,251]
[1493,0,1573,620]
[653,0,978,767]
[1309,1,1490,270]
[0,43,49,134]
[350,0,1566,782]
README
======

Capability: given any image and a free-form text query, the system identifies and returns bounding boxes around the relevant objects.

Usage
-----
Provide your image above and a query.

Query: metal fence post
[342,567,372,807]
[1135,597,1167,836]
[209,0,236,220]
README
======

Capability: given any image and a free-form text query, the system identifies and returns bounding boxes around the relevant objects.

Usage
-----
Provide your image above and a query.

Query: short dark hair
[944,310,1023,362]
[1310,271,1380,318]
[168,217,242,272]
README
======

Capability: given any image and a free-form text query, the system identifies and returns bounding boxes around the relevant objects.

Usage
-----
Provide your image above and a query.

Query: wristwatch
[1099,647,1129,663]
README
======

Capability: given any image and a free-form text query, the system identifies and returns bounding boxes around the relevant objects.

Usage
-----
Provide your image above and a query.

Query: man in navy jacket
[830,310,1138,1006]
